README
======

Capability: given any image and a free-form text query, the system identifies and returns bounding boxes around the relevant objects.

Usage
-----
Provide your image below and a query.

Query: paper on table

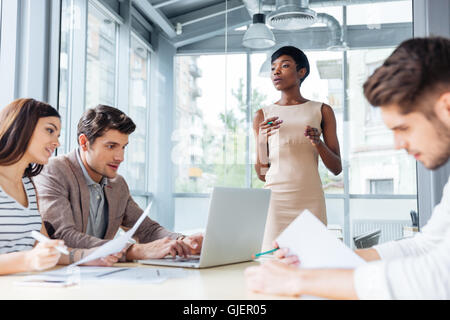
[16,266,192,286]
[69,202,152,267]
[276,210,366,269]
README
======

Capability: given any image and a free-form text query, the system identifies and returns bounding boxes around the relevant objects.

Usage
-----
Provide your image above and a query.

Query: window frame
[127,32,152,197]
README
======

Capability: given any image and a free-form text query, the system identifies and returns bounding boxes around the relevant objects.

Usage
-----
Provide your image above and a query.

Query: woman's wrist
[23,250,36,272]
[313,139,324,149]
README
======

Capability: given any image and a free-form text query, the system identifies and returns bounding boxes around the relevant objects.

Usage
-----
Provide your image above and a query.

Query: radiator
[351,219,411,248]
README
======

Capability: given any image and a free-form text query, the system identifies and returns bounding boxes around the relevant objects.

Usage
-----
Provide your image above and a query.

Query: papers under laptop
[276,210,366,268]
[138,187,271,268]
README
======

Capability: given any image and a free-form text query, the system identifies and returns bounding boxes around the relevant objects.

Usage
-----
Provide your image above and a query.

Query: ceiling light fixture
[242,13,276,49]
[268,0,317,30]
[242,0,275,50]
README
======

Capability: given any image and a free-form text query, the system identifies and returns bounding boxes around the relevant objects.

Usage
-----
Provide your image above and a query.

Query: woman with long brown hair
[0,98,122,275]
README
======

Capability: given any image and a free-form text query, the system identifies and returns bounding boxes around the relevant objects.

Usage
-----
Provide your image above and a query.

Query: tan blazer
[34,150,180,249]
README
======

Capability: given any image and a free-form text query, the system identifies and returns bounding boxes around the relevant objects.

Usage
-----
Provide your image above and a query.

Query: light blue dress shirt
[76,148,109,239]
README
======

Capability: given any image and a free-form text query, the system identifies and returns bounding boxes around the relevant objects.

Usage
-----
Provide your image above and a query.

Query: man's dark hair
[271,46,310,84]
[363,37,450,115]
[77,104,136,144]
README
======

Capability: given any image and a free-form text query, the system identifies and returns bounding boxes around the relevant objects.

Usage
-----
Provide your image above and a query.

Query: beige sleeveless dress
[261,101,327,251]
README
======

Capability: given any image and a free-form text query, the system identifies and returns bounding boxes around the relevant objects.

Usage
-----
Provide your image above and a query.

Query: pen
[31,231,69,255]
[251,247,279,259]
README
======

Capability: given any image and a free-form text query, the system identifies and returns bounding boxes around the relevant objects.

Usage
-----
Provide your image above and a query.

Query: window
[173,54,248,194]
[57,0,153,207]
[85,2,117,109]
[347,48,417,197]
[58,0,120,154]
[0,0,2,54]
[127,36,149,192]
[370,179,394,195]
[347,2,416,247]
[58,0,74,154]
[56,0,416,243]
[346,0,412,26]
[173,1,416,245]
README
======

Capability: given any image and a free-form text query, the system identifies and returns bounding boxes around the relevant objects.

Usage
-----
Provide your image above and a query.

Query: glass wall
[57,0,153,206]
[85,2,118,109]
[127,35,150,193]
[173,1,416,247]
[173,54,248,193]
[0,0,2,54]
[347,47,417,195]
[55,0,418,246]
[58,0,73,155]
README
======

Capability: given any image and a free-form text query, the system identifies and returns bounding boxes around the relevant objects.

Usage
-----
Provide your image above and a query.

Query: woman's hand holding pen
[26,241,63,271]
[259,116,283,138]
[245,260,304,297]
[246,242,303,297]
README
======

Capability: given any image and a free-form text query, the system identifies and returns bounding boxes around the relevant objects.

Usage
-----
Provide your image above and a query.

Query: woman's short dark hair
[363,37,450,116]
[0,98,60,177]
[77,104,136,144]
[271,46,310,84]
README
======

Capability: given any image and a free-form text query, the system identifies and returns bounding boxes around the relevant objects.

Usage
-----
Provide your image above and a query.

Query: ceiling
[131,0,407,49]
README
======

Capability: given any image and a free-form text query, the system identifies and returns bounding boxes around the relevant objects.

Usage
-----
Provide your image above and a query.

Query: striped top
[0,177,41,254]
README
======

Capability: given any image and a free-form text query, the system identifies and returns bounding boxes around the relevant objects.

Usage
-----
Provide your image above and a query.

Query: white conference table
[0,259,296,300]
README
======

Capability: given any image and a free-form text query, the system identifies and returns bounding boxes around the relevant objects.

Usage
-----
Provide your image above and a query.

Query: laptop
[138,187,271,268]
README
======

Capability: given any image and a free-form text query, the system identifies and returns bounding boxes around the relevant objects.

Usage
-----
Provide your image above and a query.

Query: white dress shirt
[353,175,450,299]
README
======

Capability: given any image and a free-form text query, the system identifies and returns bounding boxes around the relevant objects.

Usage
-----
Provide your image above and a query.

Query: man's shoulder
[45,153,73,172]
[107,174,129,190]
[37,151,77,183]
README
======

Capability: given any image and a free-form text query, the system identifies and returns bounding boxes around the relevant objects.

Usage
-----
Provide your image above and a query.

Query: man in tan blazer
[34,105,202,263]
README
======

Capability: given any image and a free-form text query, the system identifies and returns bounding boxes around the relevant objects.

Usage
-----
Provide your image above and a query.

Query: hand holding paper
[70,202,152,267]
[276,210,366,269]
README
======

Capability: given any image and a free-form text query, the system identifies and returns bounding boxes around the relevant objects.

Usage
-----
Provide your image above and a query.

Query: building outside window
[173,54,248,194]
[370,179,394,195]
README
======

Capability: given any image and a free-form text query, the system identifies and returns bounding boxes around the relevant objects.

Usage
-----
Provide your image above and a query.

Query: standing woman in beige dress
[254,46,342,251]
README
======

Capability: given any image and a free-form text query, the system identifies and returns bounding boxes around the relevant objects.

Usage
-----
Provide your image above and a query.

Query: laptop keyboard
[163,255,200,262]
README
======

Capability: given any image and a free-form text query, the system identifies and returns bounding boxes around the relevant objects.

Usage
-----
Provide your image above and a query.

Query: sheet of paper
[16,266,192,286]
[70,202,152,267]
[276,210,366,269]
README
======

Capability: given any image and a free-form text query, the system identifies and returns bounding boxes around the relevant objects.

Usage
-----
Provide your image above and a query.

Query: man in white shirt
[245,37,450,299]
